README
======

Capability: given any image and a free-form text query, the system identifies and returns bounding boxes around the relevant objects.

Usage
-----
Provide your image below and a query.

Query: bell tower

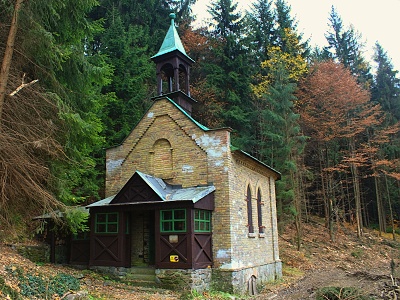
[151,13,196,115]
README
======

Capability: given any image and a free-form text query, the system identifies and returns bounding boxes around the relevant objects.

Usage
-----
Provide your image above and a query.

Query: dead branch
[9,73,39,96]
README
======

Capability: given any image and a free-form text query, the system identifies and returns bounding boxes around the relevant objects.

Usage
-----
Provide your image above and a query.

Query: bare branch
[9,78,39,96]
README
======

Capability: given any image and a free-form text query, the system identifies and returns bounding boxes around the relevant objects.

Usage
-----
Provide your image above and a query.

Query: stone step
[119,267,159,287]
[125,273,156,282]
[123,272,158,288]
[127,266,156,275]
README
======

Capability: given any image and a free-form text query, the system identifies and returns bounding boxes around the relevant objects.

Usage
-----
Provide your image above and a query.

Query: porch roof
[87,171,215,208]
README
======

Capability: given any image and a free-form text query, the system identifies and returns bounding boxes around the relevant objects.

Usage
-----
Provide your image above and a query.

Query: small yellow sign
[170,255,179,262]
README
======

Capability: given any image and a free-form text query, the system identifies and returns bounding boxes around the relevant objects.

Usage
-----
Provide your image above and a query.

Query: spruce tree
[0,0,112,234]
[249,0,307,225]
[246,0,276,65]
[371,42,400,122]
[98,7,154,146]
[325,6,372,87]
[206,0,253,150]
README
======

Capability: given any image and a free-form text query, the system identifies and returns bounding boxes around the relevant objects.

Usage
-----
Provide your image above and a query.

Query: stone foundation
[86,262,281,295]
[212,261,282,295]
[155,268,212,292]
[89,266,130,277]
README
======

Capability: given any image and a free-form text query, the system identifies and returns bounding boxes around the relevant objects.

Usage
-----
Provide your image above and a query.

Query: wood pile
[382,276,400,299]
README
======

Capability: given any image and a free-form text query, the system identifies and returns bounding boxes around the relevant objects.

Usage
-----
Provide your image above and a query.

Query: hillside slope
[1,218,399,299]
[262,219,400,299]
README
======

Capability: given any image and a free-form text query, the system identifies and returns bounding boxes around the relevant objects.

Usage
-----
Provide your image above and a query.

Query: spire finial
[169,13,176,26]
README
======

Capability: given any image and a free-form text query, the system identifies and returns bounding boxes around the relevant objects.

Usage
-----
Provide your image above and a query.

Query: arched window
[178,64,189,94]
[160,63,174,94]
[246,185,254,234]
[257,188,264,234]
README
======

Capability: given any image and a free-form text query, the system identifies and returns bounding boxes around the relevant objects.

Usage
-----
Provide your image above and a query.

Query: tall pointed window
[246,185,254,234]
[257,188,264,234]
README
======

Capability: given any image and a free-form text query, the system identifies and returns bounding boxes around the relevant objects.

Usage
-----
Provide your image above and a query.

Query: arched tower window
[152,139,173,179]
[178,64,189,95]
[257,188,264,234]
[160,63,174,94]
[246,185,254,234]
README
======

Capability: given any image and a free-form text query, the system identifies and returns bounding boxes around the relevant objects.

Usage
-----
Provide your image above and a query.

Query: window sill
[248,232,257,238]
[259,233,266,238]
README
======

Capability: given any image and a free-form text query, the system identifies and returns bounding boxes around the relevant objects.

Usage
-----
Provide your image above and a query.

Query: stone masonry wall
[214,151,281,279]
[156,268,212,292]
[212,261,282,295]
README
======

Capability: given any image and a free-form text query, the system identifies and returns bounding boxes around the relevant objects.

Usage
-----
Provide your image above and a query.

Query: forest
[0,0,399,246]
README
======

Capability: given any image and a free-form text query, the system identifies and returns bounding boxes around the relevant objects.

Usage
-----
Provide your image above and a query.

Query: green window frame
[160,209,186,233]
[194,210,211,232]
[95,212,119,234]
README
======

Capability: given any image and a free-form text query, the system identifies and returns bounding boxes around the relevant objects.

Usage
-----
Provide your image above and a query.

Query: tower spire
[151,13,196,115]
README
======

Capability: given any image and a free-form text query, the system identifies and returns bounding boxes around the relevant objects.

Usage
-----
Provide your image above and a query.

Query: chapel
[75,13,282,294]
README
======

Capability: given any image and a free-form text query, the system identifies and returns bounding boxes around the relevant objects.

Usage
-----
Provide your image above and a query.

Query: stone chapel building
[77,13,282,294]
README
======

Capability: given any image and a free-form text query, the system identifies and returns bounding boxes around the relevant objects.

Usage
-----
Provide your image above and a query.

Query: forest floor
[260,218,400,299]
[1,217,400,299]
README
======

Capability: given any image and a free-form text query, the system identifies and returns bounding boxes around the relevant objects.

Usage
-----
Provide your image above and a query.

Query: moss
[210,270,233,294]
[157,270,191,290]
[15,245,50,263]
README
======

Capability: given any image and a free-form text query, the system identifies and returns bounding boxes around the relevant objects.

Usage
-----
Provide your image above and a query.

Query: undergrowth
[316,286,374,300]
[180,289,240,300]
[2,265,80,299]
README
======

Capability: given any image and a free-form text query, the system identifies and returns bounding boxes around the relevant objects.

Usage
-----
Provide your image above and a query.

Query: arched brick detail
[152,138,173,179]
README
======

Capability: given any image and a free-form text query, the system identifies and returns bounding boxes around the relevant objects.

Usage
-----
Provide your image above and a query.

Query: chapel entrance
[130,210,155,266]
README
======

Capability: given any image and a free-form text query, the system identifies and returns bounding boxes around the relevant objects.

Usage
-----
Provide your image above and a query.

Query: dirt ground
[261,220,400,299]
[1,219,399,299]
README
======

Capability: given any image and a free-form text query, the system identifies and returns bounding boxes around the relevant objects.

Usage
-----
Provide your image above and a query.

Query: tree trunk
[374,175,384,236]
[385,174,396,241]
[319,147,329,229]
[291,168,302,251]
[0,0,24,123]
[347,134,363,238]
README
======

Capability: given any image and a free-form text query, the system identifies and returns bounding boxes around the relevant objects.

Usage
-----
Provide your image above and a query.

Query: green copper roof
[151,13,194,62]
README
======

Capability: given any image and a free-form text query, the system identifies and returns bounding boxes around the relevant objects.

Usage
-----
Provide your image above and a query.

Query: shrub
[19,272,80,298]
[0,276,21,300]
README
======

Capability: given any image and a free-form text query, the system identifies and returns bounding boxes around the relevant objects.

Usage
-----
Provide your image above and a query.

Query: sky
[192,0,400,73]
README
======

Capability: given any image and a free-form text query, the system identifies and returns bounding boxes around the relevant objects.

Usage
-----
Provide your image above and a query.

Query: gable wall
[105,98,229,196]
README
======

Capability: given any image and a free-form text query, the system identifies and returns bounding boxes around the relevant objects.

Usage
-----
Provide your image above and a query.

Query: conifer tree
[325,6,372,87]
[370,42,400,236]
[249,1,307,241]
[97,7,154,146]
[206,0,253,149]
[246,0,276,63]
[0,0,112,235]
[371,42,400,122]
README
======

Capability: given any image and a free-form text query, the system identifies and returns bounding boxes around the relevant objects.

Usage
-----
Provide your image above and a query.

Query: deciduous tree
[297,60,378,239]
